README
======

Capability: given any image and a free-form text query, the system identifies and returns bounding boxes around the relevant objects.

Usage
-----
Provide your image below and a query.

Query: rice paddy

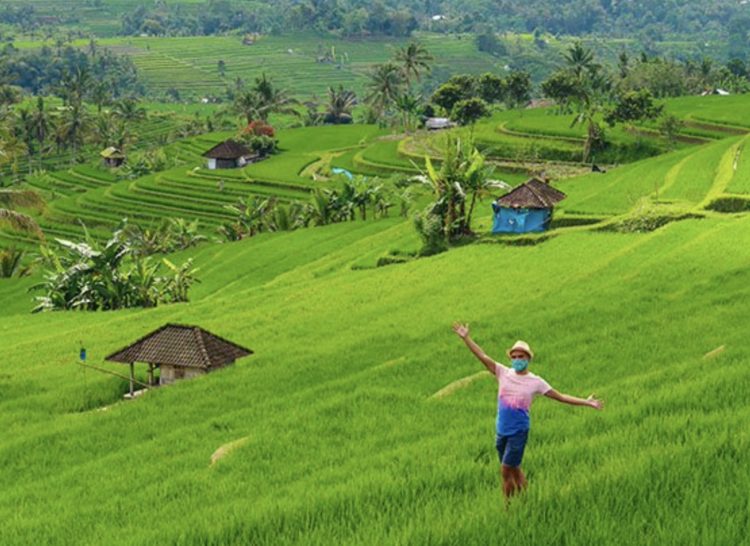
[2,91,750,545]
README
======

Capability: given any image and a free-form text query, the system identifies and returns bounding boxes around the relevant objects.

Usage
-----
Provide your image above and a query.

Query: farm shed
[100,147,125,168]
[105,324,253,396]
[202,140,255,169]
[492,178,566,234]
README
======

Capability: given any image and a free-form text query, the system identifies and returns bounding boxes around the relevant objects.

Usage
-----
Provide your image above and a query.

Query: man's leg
[513,467,528,490]
[501,464,517,498]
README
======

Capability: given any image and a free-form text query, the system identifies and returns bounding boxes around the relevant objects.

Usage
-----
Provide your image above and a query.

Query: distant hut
[202,139,255,170]
[100,147,125,168]
[425,117,456,131]
[492,178,566,234]
[106,324,253,397]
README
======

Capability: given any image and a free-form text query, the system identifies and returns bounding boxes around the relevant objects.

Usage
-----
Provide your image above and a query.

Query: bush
[413,211,447,256]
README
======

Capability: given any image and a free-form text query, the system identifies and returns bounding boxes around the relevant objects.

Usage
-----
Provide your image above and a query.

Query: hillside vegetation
[1,91,750,544]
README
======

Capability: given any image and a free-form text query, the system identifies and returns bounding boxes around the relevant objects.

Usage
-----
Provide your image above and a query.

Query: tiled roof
[202,140,252,159]
[106,324,253,369]
[497,178,566,208]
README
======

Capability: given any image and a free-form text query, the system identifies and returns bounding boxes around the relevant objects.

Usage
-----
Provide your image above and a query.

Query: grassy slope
[1,211,749,545]
[2,95,750,545]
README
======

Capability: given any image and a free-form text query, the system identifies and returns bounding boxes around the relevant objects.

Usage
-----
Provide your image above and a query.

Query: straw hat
[507,340,534,359]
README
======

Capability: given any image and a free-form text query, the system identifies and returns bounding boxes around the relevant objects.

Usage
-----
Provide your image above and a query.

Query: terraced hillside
[15,33,506,99]
[1,190,750,544]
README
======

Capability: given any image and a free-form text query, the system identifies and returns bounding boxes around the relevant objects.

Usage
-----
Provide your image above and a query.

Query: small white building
[202,140,255,169]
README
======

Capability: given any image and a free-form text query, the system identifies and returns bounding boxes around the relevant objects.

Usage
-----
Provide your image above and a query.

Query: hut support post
[147,363,154,387]
[129,362,135,396]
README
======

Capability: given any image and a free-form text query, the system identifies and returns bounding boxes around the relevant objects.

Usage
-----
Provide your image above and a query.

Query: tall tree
[395,42,433,86]
[30,97,50,168]
[323,86,357,124]
[365,62,404,119]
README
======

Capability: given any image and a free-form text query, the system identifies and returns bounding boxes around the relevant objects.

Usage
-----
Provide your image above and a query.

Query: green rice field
[2,91,750,545]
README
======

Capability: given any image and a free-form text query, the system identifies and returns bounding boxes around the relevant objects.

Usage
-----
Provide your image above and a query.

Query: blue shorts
[495,430,529,467]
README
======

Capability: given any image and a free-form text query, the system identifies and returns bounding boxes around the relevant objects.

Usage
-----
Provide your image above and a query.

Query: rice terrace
[1,1,749,545]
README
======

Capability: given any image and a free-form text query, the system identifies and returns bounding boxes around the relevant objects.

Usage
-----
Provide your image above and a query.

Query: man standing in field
[452,323,603,499]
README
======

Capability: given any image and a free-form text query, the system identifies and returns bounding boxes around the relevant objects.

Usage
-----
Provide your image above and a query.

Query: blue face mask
[511,358,529,372]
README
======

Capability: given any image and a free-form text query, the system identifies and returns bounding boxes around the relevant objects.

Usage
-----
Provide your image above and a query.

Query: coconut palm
[57,102,90,161]
[395,42,433,85]
[365,63,405,119]
[251,73,300,122]
[394,91,422,131]
[30,97,50,169]
[233,91,261,124]
[564,41,598,81]
[112,98,146,123]
[323,86,357,124]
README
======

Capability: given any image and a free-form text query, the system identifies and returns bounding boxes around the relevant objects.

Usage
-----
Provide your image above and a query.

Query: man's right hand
[452,322,469,339]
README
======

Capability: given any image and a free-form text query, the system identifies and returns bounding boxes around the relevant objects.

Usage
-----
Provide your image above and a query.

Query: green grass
[1,211,749,544]
[3,90,750,545]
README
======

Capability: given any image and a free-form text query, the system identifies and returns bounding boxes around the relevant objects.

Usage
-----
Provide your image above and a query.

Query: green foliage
[658,114,685,150]
[450,98,490,127]
[413,210,447,256]
[30,222,199,312]
[0,247,30,278]
[605,90,663,127]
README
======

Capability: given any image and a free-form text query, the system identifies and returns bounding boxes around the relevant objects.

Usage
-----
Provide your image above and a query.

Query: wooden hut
[100,146,125,168]
[202,140,255,170]
[492,178,566,234]
[105,324,253,396]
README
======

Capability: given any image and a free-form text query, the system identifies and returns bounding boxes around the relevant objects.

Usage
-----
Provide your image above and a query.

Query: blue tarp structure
[491,178,567,234]
[492,204,551,233]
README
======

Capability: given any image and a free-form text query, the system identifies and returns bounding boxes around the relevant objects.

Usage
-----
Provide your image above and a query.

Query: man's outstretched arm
[452,323,497,376]
[545,389,603,410]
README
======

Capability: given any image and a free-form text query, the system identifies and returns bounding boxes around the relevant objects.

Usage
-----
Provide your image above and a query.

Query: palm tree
[15,108,36,173]
[112,98,146,123]
[395,42,433,85]
[233,90,261,124]
[57,102,90,161]
[563,41,598,81]
[252,73,300,122]
[30,97,50,169]
[365,63,404,120]
[323,86,356,124]
[394,91,422,131]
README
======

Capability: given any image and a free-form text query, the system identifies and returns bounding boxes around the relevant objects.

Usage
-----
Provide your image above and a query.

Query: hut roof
[106,324,253,369]
[202,140,251,160]
[497,178,566,209]
[100,146,125,159]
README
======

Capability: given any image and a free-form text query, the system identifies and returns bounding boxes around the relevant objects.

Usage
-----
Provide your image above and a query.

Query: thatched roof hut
[106,324,253,394]
[100,146,125,168]
[497,178,566,209]
[492,178,566,234]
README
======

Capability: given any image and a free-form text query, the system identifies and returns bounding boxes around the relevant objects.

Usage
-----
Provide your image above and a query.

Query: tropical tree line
[0,41,142,99]
[537,43,743,161]
[0,94,153,179]
[218,177,404,241]
[106,0,750,51]
[31,222,200,312]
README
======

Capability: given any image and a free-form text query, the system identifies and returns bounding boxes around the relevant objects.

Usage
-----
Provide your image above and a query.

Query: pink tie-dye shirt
[494,363,552,435]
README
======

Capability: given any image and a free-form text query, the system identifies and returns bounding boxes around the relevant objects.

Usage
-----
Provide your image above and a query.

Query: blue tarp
[492,203,551,234]
[331,167,354,180]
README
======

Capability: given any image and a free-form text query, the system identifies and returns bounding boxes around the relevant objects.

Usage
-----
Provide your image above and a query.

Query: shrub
[413,211,448,256]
